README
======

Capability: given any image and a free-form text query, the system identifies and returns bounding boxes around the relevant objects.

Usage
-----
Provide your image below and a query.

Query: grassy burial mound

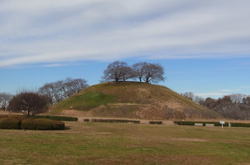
[53,82,219,119]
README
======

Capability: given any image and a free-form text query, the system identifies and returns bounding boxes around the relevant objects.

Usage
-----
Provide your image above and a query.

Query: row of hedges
[174,121,250,128]
[0,117,65,130]
[84,118,140,124]
[84,119,164,125]
[0,115,77,122]
[34,115,78,121]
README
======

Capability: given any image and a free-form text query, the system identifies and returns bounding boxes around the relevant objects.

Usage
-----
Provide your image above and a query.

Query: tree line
[182,92,250,120]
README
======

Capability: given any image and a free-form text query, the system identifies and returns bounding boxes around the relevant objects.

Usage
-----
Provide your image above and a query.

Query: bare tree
[200,96,250,120]
[0,93,13,110]
[133,62,164,83]
[8,92,50,116]
[201,97,218,109]
[228,94,247,103]
[182,92,194,100]
[132,62,147,82]
[38,78,88,104]
[103,61,134,82]
[181,92,204,104]
[243,97,250,105]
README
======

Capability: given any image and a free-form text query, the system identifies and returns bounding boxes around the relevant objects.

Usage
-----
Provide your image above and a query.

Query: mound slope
[52,82,219,119]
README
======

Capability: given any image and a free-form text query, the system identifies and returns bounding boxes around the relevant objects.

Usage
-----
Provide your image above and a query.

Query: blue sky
[0,0,250,97]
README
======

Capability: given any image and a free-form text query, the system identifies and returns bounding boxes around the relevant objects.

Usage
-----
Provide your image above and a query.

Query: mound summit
[52,82,219,119]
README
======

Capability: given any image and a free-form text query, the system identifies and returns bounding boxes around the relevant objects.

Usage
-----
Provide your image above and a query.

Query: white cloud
[195,91,233,98]
[0,0,250,67]
[195,87,250,98]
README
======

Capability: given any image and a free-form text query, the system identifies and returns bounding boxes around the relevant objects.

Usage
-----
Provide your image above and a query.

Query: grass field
[0,122,250,165]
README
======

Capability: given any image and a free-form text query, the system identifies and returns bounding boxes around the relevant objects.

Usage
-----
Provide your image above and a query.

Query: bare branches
[103,61,135,82]
[38,78,88,104]
[8,92,50,116]
[103,61,165,83]
[0,93,13,110]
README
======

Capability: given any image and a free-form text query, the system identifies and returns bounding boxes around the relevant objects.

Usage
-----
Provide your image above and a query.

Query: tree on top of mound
[103,61,134,82]
[103,61,165,83]
[133,62,165,83]
[8,92,50,116]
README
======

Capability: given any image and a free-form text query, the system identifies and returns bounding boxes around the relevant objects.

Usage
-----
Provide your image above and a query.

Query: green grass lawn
[0,122,250,165]
[52,91,115,112]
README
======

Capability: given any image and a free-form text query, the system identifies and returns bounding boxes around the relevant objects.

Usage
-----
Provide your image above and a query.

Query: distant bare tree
[103,61,134,82]
[8,92,50,116]
[243,97,250,105]
[201,97,218,109]
[182,92,194,100]
[133,62,164,83]
[201,96,250,120]
[0,93,13,110]
[181,92,204,104]
[38,78,88,104]
[228,94,247,103]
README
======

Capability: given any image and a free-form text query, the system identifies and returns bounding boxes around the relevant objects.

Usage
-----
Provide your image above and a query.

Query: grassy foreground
[0,122,250,165]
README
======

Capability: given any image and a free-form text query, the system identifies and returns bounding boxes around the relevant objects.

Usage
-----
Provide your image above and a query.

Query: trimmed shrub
[231,123,250,127]
[174,121,196,126]
[83,119,90,122]
[0,117,21,129]
[33,115,78,121]
[21,118,65,130]
[91,118,140,124]
[149,121,163,125]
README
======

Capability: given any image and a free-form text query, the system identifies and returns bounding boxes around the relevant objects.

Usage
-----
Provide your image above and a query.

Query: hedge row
[0,117,65,130]
[0,115,78,122]
[34,115,78,121]
[85,118,140,124]
[174,121,250,128]
[174,121,222,126]
[0,117,21,129]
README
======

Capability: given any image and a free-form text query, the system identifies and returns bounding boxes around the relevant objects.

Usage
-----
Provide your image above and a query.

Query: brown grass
[1,122,250,164]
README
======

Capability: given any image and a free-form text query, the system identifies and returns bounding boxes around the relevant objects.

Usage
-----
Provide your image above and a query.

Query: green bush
[21,118,65,130]
[231,123,250,127]
[174,121,196,126]
[91,118,140,124]
[174,121,228,126]
[0,117,21,129]
[33,115,78,121]
[149,121,163,125]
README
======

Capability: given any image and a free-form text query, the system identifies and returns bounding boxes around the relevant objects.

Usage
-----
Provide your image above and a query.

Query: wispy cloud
[0,0,250,67]
[195,87,250,98]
